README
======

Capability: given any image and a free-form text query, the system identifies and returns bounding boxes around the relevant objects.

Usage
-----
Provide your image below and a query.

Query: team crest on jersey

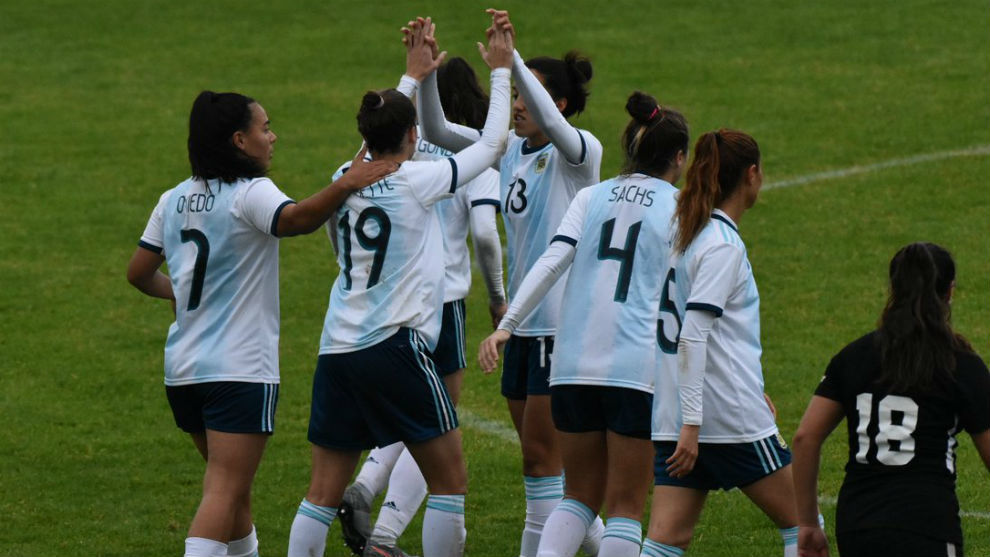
[535,153,549,174]
[775,432,788,450]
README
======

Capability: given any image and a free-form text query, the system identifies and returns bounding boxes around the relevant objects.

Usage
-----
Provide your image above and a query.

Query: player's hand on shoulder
[478,329,511,374]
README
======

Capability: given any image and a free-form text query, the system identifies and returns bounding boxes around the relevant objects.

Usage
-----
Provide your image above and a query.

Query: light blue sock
[521,475,564,557]
[287,499,336,557]
[424,494,466,557]
[641,538,684,557]
[536,499,594,556]
[600,517,642,557]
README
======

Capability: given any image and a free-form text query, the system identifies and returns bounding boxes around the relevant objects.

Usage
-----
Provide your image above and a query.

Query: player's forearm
[790,434,824,526]
[417,70,479,152]
[448,68,511,187]
[677,309,716,426]
[511,50,584,163]
[470,205,506,303]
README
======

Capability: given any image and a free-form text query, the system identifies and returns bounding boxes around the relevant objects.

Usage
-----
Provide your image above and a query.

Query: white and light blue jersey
[319,159,455,354]
[653,209,777,443]
[139,177,293,386]
[413,134,501,302]
[500,130,602,336]
[552,174,678,392]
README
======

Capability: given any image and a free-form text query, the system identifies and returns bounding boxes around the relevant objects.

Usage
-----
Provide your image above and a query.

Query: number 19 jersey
[319,159,456,354]
[500,130,602,336]
[551,174,678,392]
[139,177,293,386]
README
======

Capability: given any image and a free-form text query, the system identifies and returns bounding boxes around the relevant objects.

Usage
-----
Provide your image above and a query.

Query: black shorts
[550,384,653,439]
[501,335,553,399]
[432,300,467,376]
[308,328,458,451]
[165,381,278,434]
[837,529,962,557]
[653,433,792,490]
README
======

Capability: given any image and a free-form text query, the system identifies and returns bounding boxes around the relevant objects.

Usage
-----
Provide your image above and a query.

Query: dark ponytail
[876,242,971,391]
[356,89,416,154]
[675,129,760,252]
[437,57,489,129]
[187,90,265,183]
[620,91,688,178]
[525,50,592,117]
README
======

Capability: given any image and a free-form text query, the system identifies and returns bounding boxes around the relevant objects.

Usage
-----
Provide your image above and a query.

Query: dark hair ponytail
[437,57,489,129]
[620,91,688,178]
[876,242,971,391]
[356,89,416,154]
[187,90,265,183]
[675,129,760,252]
[525,50,592,117]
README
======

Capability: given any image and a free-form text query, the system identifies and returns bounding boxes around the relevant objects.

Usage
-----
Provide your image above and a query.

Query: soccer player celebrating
[418,10,605,555]
[285,17,512,557]
[644,130,800,557]
[479,92,688,557]
[792,243,990,557]
[126,92,394,557]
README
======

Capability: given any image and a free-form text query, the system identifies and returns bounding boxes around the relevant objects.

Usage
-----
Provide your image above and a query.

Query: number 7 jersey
[139,177,293,386]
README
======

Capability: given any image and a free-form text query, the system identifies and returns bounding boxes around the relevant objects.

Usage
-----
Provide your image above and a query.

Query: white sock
[535,499,594,557]
[600,517,641,557]
[226,525,259,557]
[369,448,428,546]
[581,515,605,556]
[287,499,336,557]
[639,539,683,557]
[184,537,227,557]
[354,442,405,498]
[423,494,466,557]
[780,526,798,557]
[521,475,564,557]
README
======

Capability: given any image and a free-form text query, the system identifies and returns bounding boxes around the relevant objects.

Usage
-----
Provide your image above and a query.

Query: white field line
[818,495,990,519]
[764,144,990,190]
[458,408,519,444]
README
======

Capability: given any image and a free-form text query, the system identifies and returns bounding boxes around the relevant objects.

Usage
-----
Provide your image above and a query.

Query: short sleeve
[467,168,501,210]
[955,353,990,433]
[138,190,171,254]
[684,242,745,317]
[814,353,845,402]
[233,177,294,236]
[551,187,591,247]
[403,159,456,209]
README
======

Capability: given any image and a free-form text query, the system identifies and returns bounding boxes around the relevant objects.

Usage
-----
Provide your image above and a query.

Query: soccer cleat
[362,543,419,557]
[338,484,373,555]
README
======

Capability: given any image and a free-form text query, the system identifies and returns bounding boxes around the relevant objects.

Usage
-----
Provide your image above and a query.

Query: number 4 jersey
[815,331,990,543]
[139,177,293,386]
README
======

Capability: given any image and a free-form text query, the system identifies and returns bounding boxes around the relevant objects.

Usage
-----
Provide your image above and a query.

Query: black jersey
[815,331,990,544]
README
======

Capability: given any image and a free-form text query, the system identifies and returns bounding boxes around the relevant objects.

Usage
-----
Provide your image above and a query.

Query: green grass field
[1,1,987,555]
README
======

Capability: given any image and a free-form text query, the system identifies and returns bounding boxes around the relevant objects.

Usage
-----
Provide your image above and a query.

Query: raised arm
[489,9,586,164]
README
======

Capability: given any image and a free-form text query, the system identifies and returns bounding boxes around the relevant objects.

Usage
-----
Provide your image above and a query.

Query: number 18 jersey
[139,177,293,386]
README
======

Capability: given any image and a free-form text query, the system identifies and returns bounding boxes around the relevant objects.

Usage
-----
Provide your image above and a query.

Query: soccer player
[643,130,800,557]
[792,243,990,557]
[479,92,688,557]
[417,10,605,556]
[126,91,395,557]
[285,18,512,557]
[338,54,507,557]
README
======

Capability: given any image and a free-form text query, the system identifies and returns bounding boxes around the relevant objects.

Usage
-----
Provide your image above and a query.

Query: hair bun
[625,91,659,124]
[361,91,385,111]
[563,50,593,83]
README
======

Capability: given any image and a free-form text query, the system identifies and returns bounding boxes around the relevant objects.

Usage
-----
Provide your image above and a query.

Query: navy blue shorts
[501,335,553,400]
[837,529,961,557]
[653,433,792,490]
[433,300,467,376]
[165,381,278,434]
[551,385,653,439]
[308,328,458,451]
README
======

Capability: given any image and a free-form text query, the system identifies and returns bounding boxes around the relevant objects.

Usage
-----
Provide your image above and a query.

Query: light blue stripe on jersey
[296,499,337,526]
[523,475,564,500]
[557,499,595,526]
[642,538,685,557]
[552,176,678,392]
[426,494,465,515]
[410,330,456,432]
[602,517,641,544]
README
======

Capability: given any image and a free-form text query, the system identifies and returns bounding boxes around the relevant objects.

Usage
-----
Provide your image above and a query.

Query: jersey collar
[711,209,739,233]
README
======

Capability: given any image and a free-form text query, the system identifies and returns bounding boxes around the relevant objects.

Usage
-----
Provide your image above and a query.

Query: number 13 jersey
[499,130,602,336]
[139,177,293,386]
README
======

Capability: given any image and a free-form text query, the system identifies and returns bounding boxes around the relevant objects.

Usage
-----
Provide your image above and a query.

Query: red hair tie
[648,106,661,120]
